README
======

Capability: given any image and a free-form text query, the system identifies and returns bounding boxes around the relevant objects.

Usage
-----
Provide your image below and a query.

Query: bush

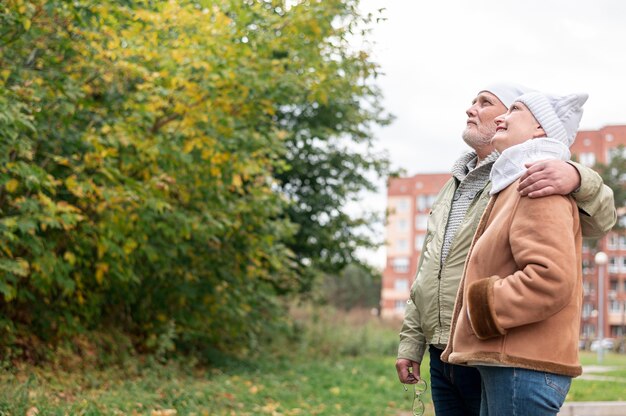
[0,0,389,361]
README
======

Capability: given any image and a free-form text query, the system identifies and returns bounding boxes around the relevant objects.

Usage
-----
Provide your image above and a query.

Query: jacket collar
[451,151,499,183]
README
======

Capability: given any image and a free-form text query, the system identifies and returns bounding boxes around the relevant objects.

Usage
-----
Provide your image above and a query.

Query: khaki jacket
[397,161,616,364]
[441,180,583,377]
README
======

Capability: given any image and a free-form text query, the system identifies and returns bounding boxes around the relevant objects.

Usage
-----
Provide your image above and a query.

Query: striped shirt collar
[451,150,499,182]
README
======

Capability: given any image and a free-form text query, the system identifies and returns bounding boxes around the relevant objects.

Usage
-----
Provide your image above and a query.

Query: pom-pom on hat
[516,92,588,146]
[479,83,533,109]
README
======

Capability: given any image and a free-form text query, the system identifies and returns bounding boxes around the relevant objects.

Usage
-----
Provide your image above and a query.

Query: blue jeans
[429,345,481,415]
[477,366,572,416]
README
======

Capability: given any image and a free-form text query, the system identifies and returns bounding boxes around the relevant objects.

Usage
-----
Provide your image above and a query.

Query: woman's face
[491,102,545,152]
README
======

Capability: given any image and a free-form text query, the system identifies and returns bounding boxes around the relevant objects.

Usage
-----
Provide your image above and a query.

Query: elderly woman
[441,91,588,416]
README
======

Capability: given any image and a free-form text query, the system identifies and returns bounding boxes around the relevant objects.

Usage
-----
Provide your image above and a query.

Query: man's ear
[533,125,546,138]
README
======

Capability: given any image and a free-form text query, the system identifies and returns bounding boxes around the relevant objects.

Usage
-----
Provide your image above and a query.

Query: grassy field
[1,354,422,416]
[568,351,626,402]
[1,308,625,415]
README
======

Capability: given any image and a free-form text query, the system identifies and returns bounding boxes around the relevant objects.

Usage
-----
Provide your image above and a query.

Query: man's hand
[395,358,421,384]
[518,160,581,198]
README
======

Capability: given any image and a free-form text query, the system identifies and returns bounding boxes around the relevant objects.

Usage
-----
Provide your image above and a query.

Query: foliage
[280,304,397,358]
[315,263,381,311]
[0,0,390,358]
[594,145,626,229]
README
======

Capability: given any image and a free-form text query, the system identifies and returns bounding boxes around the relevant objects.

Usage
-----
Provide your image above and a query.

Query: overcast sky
[352,0,626,268]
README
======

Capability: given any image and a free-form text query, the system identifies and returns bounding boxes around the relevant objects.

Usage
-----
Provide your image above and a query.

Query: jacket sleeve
[569,161,617,239]
[466,194,579,339]
[397,298,427,363]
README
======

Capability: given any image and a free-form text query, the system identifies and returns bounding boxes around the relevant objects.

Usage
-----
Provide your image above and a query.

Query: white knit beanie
[516,92,588,146]
[479,83,533,109]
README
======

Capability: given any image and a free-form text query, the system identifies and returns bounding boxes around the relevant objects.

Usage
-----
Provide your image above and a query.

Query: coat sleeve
[397,298,427,363]
[569,161,617,239]
[466,194,579,338]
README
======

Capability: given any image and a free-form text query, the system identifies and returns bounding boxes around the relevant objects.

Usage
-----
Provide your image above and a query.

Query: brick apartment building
[381,125,626,341]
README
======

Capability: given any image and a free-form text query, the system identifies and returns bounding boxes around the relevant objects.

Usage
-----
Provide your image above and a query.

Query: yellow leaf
[65,176,84,197]
[231,174,242,189]
[201,148,212,160]
[23,19,31,31]
[183,139,197,153]
[95,263,109,284]
[64,252,77,265]
[5,179,19,193]
[123,239,138,255]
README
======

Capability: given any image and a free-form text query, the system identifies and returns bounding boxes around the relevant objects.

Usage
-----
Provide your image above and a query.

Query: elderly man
[395,84,616,415]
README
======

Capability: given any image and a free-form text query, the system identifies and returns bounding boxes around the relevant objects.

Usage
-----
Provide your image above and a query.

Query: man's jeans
[477,365,572,416]
[429,345,481,415]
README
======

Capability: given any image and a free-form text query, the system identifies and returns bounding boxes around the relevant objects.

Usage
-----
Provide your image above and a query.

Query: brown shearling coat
[441,179,583,377]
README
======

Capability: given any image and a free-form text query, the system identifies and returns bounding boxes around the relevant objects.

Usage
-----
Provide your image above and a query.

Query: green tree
[0,0,390,359]
[595,145,626,229]
[316,263,381,311]
[271,2,392,291]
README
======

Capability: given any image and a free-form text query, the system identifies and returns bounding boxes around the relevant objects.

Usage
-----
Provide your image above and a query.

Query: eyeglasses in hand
[403,379,428,416]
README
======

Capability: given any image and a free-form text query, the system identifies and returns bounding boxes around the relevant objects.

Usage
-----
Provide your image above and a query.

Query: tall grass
[275,303,401,359]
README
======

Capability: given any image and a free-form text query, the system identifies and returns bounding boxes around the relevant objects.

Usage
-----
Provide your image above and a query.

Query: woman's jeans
[476,365,572,416]
[429,346,481,415]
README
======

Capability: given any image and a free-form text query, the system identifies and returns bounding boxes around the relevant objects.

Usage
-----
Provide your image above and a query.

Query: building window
[621,257,626,272]
[582,303,594,318]
[396,199,409,213]
[607,146,626,163]
[394,279,409,292]
[416,194,436,212]
[608,234,618,249]
[415,234,426,251]
[609,256,618,273]
[579,152,595,167]
[392,257,410,273]
[415,214,428,230]
[397,239,408,251]
[397,219,408,231]
[583,138,592,146]
[395,300,407,313]
[416,195,425,212]
[609,300,621,313]
[620,235,626,249]
[587,282,596,295]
